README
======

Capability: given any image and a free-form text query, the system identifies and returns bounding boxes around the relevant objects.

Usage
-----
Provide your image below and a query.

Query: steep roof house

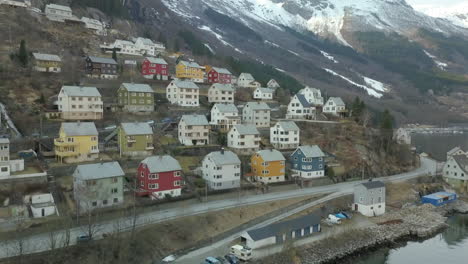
[202,149,241,190]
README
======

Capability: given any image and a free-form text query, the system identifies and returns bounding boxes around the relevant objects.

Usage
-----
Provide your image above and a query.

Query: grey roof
[257,149,285,162]
[32,53,61,62]
[142,155,182,173]
[211,67,231,75]
[146,57,168,64]
[61,122,98,136]
[447,147,463,156]
[453,155,468,173]
[179,60,203,69]
[246,212,321,241]
[87,56,117,64]
[0,138,9,144]
[211,83,234,92]
[214,103,238,114]
[296,94,312,107]
[328,97,345,106]
[121,122,152,135]
[276,121,299,131]
[121,83,154,93]
[245,102,270,111]
[257,87,274,94]
[74,162,124,180]
[172,80,199,89]
[134,37,154,45]
[46,4,71,12]
[61,86,101,97]
[205,150,241,166]
[295,145,325,158]
[361,180,385,189]
[239,73,254,80]
[232,124,259,135]
[180,115,209,126]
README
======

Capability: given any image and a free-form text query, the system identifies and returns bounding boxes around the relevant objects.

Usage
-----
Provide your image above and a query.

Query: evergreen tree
[379,109,394,152]
[18,40,28,67]
[112,49,118,62]
[174,39,181,52]
[157,33,167,47]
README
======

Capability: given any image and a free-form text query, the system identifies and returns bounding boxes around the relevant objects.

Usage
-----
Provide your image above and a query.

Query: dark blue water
[412,133,468,161]
[353,214,468,264]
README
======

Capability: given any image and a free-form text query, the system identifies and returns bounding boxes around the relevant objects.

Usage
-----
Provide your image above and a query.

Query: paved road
[0,157,433,259]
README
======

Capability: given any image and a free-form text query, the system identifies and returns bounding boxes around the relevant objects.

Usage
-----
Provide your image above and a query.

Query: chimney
[221,148,225,155]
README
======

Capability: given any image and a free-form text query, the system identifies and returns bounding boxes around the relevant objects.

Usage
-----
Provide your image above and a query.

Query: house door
[276,235,283,244]
[354,204,358,211]
[41,208,45,217]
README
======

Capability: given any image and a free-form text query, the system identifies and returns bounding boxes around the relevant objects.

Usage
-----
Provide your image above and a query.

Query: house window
[140,172,144,177]
[149,183,159,189]
[174,180,181,186]
[113,198,119,203]
[174,171,181,176]
[112,178,118,183]
[103,200,108,205]
[111,188,118,194]
[149,173,159,179]
[92,201,97,207]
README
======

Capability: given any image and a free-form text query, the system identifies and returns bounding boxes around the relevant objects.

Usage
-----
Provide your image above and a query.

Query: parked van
[230,244,252,261]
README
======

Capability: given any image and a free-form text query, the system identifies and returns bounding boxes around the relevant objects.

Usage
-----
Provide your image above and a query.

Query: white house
[447,147,465,160]
[0,138,25,178]
[73,162,125,213]
[298,87,324,106]
[45,4,76,22]
[267,79,280,89]
[238,73,257,88]
[286,94,315,120]
[270,121,300,149]
[81,17,106,36]
[443,154,468,192]
[133,37,166,56]
[57,86,103,120]
[228,124,261,154]
[210,103,241,132]
[253,88,274,100]
[0,0,32,8]
[353,180,386,217]
[208,83,235,103]
[323,97,346,116]
[242,102,271,128]
[202,149,241,190]
[178,115,210,146]
[166,80,200,107]
[30,193,57,218]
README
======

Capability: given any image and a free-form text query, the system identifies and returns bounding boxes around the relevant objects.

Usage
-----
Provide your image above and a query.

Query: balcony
[146,145,154,150]
[55,148,78,157]
[54,138,78,147]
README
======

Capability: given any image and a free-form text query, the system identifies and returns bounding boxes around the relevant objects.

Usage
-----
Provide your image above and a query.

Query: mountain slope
[161,0,468,46]
[413,2,468,29]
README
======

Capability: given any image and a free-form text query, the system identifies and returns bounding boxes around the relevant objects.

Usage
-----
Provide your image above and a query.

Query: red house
[136,155,183,199]
[141,57,169,80]
[208,67,232,84]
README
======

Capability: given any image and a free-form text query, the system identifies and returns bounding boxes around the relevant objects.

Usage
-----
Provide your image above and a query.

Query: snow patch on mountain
[320,50,338,63]
[199,25,244,53]
[204,44,215,54]
[413,2,468,28]
[423,50,448,70]
[324,68,385,98]
[362,76,388,93]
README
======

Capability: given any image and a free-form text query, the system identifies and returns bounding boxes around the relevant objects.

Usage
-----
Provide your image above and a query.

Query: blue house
[290,145,326,179]
[422,192,457,206]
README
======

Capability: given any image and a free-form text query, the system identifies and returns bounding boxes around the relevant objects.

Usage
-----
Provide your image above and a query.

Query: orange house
[251,149,286,183]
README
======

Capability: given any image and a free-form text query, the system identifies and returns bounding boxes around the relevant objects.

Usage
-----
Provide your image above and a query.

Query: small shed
[240,212,321,249]
[422,192,457,206]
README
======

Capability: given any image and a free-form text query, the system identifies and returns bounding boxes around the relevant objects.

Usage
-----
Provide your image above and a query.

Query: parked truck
[230,245,252,261]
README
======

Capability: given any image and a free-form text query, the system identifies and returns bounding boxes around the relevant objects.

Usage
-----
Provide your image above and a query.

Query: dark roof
[87,56,117,64]
[453,155,468,173]
[361,180,385,189]
[246,212,320,241]
[296,94,311,107]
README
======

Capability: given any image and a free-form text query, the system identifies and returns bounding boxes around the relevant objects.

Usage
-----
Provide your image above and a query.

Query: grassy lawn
[175,156,203,172]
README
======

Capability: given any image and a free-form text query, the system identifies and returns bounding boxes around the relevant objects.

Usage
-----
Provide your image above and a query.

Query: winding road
[0,157,434,260]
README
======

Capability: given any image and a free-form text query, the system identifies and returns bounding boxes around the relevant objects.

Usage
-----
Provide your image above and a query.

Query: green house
[118,122,154,157]
[118,83,155,112]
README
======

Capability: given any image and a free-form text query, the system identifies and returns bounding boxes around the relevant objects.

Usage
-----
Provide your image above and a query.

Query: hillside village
[0,1,467,264]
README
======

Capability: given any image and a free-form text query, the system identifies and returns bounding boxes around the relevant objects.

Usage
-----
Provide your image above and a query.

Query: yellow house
[176,60,204,83]
[55,122,99,163]
[251,149,286,183]
[32,53,62,73]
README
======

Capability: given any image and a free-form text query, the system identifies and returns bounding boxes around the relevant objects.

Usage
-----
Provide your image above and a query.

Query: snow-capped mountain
[413,2,468,29]
[161,0,468,46]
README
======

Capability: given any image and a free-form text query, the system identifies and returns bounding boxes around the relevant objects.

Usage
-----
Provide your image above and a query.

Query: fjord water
[412,133,468,161]
[352,214,468,264]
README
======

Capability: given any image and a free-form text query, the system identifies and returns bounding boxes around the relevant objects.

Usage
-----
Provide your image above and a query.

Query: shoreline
[258,200,468,264]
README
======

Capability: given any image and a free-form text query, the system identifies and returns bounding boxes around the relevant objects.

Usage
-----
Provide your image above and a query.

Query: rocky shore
[257,200,468,264]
